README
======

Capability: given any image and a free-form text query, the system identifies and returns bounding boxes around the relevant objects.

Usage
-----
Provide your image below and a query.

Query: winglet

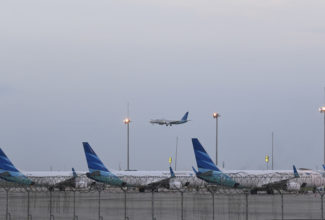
[192,166,198,174]
[169,166,175,178]
[293,165,299,178]
[72,168,77,178]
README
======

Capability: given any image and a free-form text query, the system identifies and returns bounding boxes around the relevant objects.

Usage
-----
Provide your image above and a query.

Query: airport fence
[0,186,325,220]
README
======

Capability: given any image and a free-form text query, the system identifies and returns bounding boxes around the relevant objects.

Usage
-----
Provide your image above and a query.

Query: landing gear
[48,186,54,191]
[266,188,274,194]
[313,187,317,194]
[59,186,66,191]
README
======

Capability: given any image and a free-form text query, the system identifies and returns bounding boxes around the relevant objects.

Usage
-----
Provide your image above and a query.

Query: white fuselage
[2,169,324,192]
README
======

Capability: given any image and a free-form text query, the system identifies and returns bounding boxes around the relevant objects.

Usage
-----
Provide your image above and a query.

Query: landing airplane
[191,138,306,194]
[0,148,80,190]
[83,142,180,191]
[150,112,189,126]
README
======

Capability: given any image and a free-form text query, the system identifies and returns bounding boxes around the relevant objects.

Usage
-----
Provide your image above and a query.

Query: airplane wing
[150,120,167,125]
[150,119,179,126]
[49,168,78,191]
[139,167,176,191]
[260,165,300,191]
[146,177,173,189]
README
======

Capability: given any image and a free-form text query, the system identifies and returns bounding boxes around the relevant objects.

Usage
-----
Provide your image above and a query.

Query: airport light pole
[320,107,325,165]
[271,132,274,170]
[213,112,220,166]
[123,117,131,171]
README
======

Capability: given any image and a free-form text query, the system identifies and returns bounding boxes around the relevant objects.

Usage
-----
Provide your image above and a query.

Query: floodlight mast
[123,118,131,171]
[213,112,220,166]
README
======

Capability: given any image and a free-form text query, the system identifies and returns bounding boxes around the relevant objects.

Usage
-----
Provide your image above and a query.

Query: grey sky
[0,0,325,171]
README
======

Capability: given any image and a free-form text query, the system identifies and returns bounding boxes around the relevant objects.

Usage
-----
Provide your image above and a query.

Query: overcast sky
[0,0,325,172]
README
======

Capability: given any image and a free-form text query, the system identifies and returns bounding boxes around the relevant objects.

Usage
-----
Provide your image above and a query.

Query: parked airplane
[83,142,181,191]
[150,112,190,126]
[191,138,239,188]
[48,168,78,191]
[0,148,80,190]
[191,138,309,194]
[0,148,34,186]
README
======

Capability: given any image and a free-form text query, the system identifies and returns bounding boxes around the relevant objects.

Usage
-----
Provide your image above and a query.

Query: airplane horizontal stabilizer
[0,171,11,177]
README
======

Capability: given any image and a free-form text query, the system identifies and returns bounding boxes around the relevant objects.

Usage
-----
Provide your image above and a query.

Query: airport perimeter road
[0,190,324,220]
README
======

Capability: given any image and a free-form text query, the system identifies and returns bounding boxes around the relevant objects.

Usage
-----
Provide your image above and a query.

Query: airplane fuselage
[196,171,238,188]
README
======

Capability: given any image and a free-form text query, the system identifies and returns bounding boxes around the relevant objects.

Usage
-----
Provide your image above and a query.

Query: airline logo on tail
[0,148,34,186]
[83,142,126,187]
[192,138,239,188]
[181,112,189,121]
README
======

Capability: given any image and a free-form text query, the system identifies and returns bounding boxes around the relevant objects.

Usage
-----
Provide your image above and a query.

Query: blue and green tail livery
[293,165,299,178]
[83,142,126,187]
[181,112,189,121]
[192,138,221,173]
[72,168,77,178]
[0,148,34,185]
[169,166,175,178]
[192,138,239,188]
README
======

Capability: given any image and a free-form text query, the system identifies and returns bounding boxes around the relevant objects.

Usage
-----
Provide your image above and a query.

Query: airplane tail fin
[0,148,20,173]
[72,168,77,178]
[322,164,325,171]
[169,166,175,178]
[0,148,34,185]
[83,142,110,173]
[181,112,189,121]
[192,138,221,173]
[293,165,300,178]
